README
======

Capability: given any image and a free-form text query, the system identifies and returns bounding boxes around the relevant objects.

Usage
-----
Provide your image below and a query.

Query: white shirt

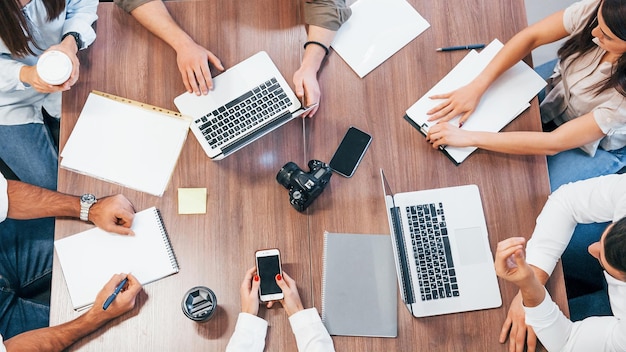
[525,174,626,351]
[225,308,335,352]
[540,0,626,156]
[0,0,97,124]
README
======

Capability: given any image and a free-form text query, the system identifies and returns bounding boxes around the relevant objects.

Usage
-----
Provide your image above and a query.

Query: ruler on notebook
[92,90,187,120]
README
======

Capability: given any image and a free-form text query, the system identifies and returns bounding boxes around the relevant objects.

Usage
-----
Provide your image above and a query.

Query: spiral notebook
[54,207,179,310]
[321,232,397,337]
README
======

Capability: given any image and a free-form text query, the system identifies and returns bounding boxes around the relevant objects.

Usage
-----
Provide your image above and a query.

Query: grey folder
[321,232,397,337]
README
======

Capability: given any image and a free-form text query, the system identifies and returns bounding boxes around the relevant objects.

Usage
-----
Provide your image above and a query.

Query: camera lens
[276,162,299,188]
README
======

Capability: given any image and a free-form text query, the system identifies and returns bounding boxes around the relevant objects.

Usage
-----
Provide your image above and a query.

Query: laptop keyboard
[193,77,292,148]
[406,203,459,301]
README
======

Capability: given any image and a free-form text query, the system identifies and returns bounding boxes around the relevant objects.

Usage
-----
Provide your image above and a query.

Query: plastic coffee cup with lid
[36,50,72,85]
[181,286,217,322]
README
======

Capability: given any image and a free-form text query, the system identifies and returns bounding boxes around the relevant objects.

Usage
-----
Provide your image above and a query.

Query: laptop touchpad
[454,227,489,265]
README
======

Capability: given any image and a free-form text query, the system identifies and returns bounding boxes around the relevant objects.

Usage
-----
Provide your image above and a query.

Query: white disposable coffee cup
[36,50,72,85]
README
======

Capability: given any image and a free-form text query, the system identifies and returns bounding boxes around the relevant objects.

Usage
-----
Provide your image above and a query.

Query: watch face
[81,194,96,204]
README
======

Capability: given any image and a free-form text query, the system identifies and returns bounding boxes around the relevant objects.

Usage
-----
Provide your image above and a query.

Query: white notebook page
[54,207,179,310]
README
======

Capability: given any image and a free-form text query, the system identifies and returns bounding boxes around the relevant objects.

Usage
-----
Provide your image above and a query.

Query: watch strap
[62,31,83,50]
[80,194,97,222]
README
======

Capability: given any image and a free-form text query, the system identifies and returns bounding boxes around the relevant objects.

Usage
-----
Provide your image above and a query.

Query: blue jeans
[561,221,612,319]
[547,146,626,192]
[0,218,53,339]
[0,119,58,190]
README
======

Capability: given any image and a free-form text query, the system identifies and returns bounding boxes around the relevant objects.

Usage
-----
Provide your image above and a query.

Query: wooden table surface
[51,0,567,350]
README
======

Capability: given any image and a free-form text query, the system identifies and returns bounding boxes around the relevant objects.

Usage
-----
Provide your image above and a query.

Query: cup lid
[181,286,217,321]
[37,50,72,85]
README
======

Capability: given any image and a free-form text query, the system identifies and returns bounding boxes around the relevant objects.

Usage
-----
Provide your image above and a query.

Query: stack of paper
[405,39,547,164]
[61,92,190,196]
[331,0,430,78]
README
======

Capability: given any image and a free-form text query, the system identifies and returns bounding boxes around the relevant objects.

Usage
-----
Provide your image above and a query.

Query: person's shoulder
[563,0,599,35]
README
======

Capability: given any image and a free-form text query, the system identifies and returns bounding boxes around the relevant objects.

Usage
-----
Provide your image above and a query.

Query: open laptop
[174,51,313,160]
[380,169,501,317]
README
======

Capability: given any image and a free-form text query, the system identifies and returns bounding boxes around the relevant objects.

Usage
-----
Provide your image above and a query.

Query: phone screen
[329,127,372,177]
[257,254,282,297]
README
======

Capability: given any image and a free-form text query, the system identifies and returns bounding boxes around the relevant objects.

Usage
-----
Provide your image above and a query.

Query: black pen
[102,276,128,310]
[436,44,485,52]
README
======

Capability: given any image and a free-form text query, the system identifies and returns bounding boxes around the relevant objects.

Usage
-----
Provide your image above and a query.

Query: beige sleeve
[303,0,352,31]
[114,0,157,13]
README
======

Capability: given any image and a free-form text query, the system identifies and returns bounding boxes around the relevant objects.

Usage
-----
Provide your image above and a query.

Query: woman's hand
[427,83,484,126]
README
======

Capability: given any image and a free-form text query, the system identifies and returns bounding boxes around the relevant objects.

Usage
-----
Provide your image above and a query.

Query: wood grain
[51,1,565,351]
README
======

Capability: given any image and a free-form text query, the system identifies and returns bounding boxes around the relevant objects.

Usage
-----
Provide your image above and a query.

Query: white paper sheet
[331,0,430,78]
[60,93,190,196]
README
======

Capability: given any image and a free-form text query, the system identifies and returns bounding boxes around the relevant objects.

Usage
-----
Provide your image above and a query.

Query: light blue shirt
[0,0,97,125]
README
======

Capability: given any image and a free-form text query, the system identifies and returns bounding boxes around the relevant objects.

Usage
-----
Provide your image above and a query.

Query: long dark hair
[0,0,66,57]
[604,217,626,277]
[557,0,626,96]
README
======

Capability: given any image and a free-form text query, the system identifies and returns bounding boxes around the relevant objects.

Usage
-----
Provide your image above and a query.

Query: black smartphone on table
[329,126,372,177]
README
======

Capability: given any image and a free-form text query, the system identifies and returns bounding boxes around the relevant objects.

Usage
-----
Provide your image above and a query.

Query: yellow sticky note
[178,188,207,214]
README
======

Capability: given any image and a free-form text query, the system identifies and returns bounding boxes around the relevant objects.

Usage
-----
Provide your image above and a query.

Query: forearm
[301,26,336,74]
[62,0,99,49]
[129,0,196,54]
[531,265,550,286]
[7,180,79,219]
[471,32,541,96]
[469,11,568,97]
[466,130,564,155]
[518,276,547,308]
[4,310,106,352]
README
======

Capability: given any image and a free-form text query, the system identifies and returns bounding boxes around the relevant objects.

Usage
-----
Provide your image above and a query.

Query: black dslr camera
[276,160,332,212]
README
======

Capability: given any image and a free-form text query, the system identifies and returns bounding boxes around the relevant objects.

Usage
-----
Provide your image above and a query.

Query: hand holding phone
[255,249,284,302]
[329,126,372,178]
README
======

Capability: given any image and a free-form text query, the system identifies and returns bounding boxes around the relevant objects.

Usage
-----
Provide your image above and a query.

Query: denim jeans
[0,218,53,339]
[561,221,613,320]
[547,146,626,192]
[0,118,58,191]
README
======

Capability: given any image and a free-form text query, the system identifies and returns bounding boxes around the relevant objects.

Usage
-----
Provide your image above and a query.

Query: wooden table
[51,1,567,350]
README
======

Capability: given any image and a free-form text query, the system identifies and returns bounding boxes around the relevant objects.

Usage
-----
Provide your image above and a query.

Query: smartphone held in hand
[255,249,284,301]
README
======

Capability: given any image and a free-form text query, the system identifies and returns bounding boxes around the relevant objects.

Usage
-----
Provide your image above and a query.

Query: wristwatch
[62,31,84,50]
[80,193,97,222]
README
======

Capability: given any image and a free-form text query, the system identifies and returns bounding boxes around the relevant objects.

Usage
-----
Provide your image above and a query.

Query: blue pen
[102,276,128,310]
[436,44,485,52]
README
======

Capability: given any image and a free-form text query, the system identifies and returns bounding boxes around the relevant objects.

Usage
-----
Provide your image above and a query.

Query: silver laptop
[380,169,501,317]
[174,51,313,160]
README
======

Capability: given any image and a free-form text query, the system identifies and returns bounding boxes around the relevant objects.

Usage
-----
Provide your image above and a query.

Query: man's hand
[293,65,321,117]
[175,41,224,96]
[88,195,136,235]
[495,237,546,352]
[91,273,142,320]
[500,291,538,352]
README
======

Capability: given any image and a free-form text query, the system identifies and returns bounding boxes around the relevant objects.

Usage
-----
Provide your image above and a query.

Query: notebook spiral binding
[320,231,330,323]
[154,208,180,272]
